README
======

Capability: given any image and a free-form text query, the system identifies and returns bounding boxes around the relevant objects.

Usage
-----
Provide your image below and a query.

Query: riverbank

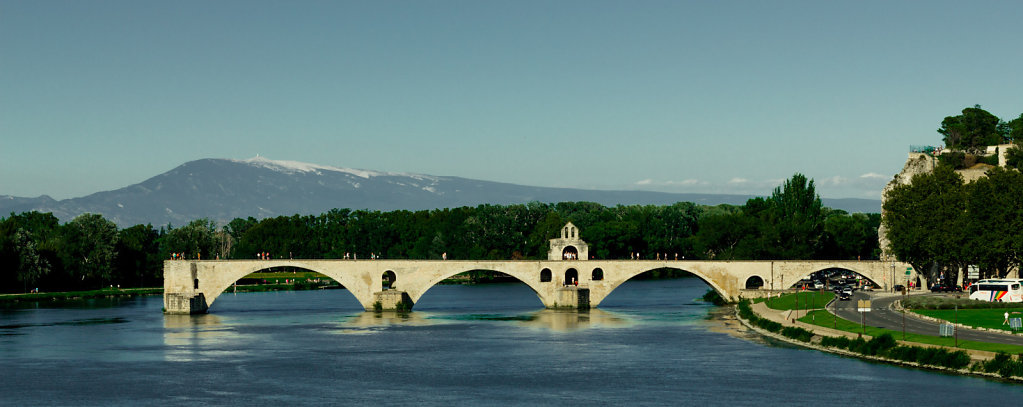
[734,296,1023,382]
[0,287,163,303]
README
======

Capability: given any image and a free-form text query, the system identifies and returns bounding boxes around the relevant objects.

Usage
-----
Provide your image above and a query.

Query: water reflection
[162,313,243,362]
[333,308,633,332]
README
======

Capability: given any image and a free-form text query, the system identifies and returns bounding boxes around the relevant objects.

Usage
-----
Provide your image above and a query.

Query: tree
[937,105,1005,151]
[13,228,50,292]
[765,173,826,259]
[115,224,161,287]
[882,165,967,284]
[162,219,221,260]
[60,213,119,288]
[965,167,1023,278]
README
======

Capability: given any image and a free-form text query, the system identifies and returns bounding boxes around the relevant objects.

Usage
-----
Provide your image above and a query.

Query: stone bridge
[163,259,918,314]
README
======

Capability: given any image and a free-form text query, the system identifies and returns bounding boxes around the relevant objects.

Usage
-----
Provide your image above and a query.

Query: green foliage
[1006,142,1023,170]
[981,353,1023,378]
[60,214,118,288]
[938,105,1006,151]
[781,326,814,342]
[701,289,726,306]
[694,174,876,262]
[882,165,967,282]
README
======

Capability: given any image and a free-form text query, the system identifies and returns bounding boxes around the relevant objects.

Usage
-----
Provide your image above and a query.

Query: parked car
[893,284,905,292]
[930,284,963,293]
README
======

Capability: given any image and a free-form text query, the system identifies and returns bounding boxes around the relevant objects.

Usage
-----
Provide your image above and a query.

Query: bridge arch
[382,270,396,291]
[802,266,882,289]
[200,262,361,310]
[565,268,578,285]
[592,266,730,307]
[409,266,548,306]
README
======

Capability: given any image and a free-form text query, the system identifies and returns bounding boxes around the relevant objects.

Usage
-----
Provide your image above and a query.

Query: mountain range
[1,157,882,227]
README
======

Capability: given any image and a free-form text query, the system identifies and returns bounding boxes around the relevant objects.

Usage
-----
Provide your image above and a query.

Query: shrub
[862,334,898,356]
[887,345,921,363]
[781,326,814,342]
[820,335,851,350]
[982,353,1023,377]
[847,337,867,353]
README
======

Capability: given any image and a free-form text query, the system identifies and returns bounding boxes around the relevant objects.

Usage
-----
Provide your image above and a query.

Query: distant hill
[0,157,881,227]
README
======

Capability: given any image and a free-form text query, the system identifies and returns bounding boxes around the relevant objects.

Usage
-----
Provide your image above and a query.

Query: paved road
[828,290,1023,346]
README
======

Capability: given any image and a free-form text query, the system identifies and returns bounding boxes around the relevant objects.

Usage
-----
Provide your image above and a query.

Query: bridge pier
[551,287,590,310]
[164,292,209,314]
[372,290,413,311]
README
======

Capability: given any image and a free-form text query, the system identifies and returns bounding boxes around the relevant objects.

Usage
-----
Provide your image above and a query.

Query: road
[828,290,1023,346]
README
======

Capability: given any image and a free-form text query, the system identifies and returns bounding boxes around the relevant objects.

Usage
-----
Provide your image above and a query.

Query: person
[442,252,447,260]
[1005,311,1010,326]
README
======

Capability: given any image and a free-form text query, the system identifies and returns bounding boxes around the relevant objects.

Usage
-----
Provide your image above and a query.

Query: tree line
[0,174,880,294]
[884,106,1023,284]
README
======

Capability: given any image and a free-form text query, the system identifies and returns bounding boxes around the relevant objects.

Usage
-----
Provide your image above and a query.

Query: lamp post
[891,261,896,293]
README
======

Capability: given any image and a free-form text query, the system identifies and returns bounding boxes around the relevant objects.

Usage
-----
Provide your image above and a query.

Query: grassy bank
[739,299,1023,380]
[756,291,835,311]
[0,287,163,303]
[913,308,1023,333]
[797,309,1023,354]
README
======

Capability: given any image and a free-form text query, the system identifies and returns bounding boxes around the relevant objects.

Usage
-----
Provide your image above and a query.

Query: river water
[1,278,1020,406]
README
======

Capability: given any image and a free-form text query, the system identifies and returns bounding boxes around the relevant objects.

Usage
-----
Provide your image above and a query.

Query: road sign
[968,265,979,280]
[905,267,912,276]
[1010,318,1022,331]
[857,299,871,312]
[940,323,955,337]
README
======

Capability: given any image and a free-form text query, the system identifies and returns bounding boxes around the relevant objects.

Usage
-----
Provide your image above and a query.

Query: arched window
[562,246,578,260]
[382,270,396,291]
[540,268,552,282]
[565,268,579,285]
[591,268,603,281]
[745,276,765,289]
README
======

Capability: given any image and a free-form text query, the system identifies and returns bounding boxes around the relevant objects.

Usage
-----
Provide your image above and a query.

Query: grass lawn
[914,308,1023,334]
[798,309,1023,354]
[763,291,835,311]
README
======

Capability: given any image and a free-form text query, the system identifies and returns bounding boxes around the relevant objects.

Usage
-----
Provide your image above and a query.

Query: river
[1,278,1020,405]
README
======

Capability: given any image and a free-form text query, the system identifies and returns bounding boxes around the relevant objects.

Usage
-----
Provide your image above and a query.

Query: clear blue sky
[2,0,1022,200]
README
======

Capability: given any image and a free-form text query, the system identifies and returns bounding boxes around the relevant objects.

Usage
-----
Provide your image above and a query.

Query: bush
[863,334,897,356]
[781,326,814,342]
[820,335,851,350]
[847,337,867,353]
[982,353,1023,378]
[887,345,921,363]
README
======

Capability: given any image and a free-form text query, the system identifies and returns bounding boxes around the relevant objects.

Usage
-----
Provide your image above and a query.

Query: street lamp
[891,261,896,293]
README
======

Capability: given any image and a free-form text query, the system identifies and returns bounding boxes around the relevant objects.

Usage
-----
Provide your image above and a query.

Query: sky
[2,1,1022,201]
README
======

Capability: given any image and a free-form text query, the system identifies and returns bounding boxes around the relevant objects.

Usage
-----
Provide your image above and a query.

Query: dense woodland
[0,174,880,293]
[884,106,1023,284]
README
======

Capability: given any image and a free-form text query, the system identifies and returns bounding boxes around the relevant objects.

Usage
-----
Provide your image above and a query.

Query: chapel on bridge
[548,222,589,261]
